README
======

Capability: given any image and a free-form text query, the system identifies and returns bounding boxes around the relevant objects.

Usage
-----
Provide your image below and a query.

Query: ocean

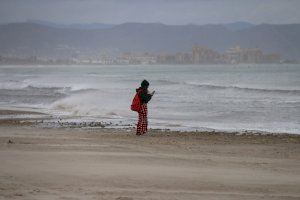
[0,64,299,134]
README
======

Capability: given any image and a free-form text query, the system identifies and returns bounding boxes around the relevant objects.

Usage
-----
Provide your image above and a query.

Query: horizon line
[1,19,300,27]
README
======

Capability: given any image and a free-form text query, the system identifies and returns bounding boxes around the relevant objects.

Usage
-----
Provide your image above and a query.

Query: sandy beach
[0,118,300,200]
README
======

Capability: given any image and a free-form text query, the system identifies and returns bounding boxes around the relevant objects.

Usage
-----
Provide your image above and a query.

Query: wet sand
[0,110,45,115]
[0,123,300,200]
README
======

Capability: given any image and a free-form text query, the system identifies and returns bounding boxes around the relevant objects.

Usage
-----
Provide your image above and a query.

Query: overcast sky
[0,0,299,25]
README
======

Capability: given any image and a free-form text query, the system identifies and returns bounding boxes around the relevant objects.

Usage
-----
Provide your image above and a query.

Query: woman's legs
[136,104,148,135]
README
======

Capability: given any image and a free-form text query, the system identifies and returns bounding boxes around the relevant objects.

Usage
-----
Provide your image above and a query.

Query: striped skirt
[136,104,148,135]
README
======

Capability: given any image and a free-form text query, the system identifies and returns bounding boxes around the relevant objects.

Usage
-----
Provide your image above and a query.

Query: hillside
[0,22,299,59]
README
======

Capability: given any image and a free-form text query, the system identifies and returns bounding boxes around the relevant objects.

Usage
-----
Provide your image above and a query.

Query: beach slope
[0,126,300,200]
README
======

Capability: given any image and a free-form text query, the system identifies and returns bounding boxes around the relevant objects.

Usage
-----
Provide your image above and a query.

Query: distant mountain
[26,19,115,30]
[0,22,299,60]
[26,20,254,31]
[223,21,254,31]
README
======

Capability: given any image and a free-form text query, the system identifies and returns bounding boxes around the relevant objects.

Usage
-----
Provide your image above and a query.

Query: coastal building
[262,53,281,63]
[241,48,263,63]
[175,53,192,64]
[192,46,220,64]
[118,52,156,65]
[0,45,284,65]
[224,46,265,64]
[224,46,242,64]
[157,54,175,64]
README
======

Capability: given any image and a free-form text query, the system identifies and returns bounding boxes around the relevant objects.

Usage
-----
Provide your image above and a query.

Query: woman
[136,80,155,135]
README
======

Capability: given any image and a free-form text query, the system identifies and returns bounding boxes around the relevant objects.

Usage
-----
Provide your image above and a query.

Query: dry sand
[0,125,300,200]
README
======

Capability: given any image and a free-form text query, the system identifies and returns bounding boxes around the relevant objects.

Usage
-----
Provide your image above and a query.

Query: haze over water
[0,64,299,134]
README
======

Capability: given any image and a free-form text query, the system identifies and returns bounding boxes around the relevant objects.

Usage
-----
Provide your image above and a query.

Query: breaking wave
[0,83,98,94]
[184,81,300,95]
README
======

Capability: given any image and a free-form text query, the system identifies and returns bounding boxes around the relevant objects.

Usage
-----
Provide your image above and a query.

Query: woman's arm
[140,91,153,103]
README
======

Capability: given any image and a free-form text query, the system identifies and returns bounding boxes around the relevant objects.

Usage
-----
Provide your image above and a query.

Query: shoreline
[0,109,299,136]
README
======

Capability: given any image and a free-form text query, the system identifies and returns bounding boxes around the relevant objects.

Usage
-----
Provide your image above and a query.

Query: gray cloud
[0,0,299,24]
